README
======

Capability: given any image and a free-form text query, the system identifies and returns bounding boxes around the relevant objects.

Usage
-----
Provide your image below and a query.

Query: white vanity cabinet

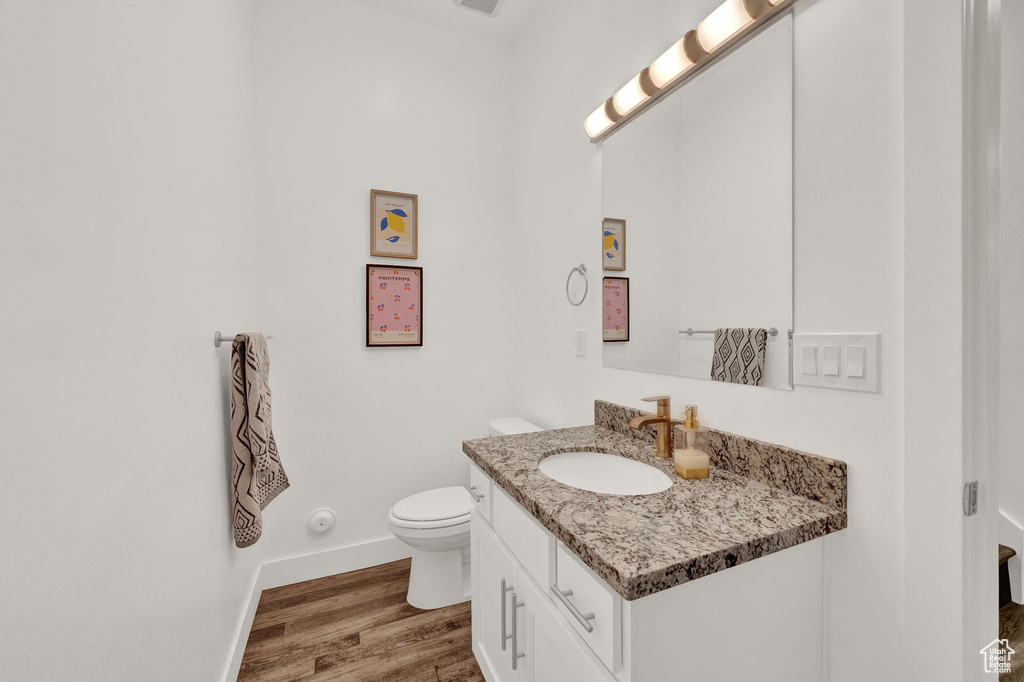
[472,507,614,682]
[515,553,611,682]
[473,514,518,680]
[469,462,827,682]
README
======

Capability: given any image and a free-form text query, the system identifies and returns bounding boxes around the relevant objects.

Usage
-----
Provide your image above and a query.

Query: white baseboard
[259,535,411,590]
[999,510,1024,604]
[222,569,264,682]
[222,536,412,682]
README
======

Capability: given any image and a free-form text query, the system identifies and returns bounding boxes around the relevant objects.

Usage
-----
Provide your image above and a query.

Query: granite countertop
[462,403,847,601]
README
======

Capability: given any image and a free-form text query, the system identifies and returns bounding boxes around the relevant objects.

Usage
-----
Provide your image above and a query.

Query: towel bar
[678,328,791,338]
[214,331,274,348]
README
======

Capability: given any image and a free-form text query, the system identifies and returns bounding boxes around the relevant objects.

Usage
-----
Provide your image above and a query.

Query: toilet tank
[487,417,543,437]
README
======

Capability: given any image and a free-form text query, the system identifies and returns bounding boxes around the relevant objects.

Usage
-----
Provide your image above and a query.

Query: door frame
[963,0,1002,679]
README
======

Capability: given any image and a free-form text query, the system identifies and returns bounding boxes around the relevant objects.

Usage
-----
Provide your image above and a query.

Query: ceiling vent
[453,0,505,18]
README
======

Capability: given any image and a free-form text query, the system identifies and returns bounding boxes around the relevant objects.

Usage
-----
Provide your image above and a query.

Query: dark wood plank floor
[1002,600,1024,681]
[1001,545,1024,681]
[237,558,483,682]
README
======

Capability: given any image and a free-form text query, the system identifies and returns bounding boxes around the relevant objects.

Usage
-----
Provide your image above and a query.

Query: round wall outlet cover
[307,508,336,535]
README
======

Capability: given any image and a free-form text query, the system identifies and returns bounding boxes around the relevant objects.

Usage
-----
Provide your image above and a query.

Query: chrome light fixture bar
[584,0,796,143]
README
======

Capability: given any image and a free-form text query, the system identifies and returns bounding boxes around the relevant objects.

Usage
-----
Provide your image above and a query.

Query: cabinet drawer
[516,567,616,682]
[467,462,492,523]
[553,543,621,672]
[492,485,552,590]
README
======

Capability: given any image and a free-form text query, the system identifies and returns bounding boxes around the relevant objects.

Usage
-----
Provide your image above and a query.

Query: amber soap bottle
[673,405,710,479]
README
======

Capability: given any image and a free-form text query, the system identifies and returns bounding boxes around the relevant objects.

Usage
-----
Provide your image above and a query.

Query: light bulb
[612,73,649,116]
[649,37,696,89]
[696,0,760,53]
[584,103,614,139]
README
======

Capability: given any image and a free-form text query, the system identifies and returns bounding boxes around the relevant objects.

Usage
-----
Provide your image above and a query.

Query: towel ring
[565,264,588,307]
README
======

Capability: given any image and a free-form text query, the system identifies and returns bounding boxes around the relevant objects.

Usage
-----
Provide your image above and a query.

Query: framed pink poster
[367,264,423,347]
[602,277,629,342]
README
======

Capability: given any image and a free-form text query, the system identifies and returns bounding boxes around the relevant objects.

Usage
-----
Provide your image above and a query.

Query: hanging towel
[230,333,289,548]
[710,328,769,386]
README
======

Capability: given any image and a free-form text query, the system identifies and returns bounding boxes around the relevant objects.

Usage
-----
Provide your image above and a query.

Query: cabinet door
[513,569,615,682]
[472,514,519,682]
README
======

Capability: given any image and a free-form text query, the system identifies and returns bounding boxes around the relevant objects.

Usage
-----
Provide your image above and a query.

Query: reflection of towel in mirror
[231,333,289,548]
[710,328,768,386]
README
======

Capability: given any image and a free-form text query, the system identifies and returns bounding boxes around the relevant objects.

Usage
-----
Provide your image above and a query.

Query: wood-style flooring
[237,558,483,682]
[1002,544,1024,681]
[1002,600,1024,681]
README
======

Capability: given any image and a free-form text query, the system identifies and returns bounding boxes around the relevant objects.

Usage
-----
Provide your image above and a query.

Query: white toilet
[387,417,543,610]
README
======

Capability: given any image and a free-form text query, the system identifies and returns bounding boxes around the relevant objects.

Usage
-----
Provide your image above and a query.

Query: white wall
[249,0,516,562]
[0,1,260,680]
[903,1,970,678]
[510,0,909,679]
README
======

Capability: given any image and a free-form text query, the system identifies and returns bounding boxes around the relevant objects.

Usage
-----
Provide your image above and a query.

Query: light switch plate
[822,346,840,376]
[847,346,866,378]
[792,333,880,392]
[576,329,586,358]
[800,346,817,376]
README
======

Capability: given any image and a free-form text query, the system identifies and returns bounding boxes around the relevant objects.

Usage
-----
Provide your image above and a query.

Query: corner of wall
[221,536,412,682]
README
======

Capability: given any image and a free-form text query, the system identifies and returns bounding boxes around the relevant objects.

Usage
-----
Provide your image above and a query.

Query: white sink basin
[538,451,673,495]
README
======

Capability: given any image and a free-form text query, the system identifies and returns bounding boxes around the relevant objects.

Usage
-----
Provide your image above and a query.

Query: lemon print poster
[371,189,418,259]
[602,218,626,271]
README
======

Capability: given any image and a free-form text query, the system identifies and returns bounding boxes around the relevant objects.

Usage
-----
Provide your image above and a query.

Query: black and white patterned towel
[230,333,289,548]
[710,328,768,386]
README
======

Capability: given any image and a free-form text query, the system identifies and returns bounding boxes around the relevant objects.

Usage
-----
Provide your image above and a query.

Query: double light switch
[792,333,880,392]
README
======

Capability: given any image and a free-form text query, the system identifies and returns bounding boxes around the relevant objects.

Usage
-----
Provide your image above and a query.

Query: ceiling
[347,0,543,47]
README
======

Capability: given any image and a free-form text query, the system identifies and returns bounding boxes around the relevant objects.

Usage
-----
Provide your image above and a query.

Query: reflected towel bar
[679,328,790,338]
[214,331,274,348]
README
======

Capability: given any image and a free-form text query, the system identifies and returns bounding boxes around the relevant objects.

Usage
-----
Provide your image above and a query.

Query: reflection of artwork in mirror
[602,218,626,271]
[370,189,418,259]
[601,16,793,389]
[602,277,629,342]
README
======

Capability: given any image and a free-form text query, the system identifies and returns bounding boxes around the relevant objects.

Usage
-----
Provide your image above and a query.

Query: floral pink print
[603,280,626,333]
[370,267,420,336]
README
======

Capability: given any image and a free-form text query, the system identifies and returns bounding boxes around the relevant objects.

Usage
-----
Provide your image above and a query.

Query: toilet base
[406,546,470,610]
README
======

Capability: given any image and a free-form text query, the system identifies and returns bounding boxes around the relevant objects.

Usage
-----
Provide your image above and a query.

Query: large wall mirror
[602,15,793,390]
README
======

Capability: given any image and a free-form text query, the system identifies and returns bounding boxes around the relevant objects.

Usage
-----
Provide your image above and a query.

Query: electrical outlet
[576,329,587,358]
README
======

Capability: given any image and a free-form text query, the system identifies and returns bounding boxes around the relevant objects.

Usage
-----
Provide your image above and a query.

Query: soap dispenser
[673,405,710,479]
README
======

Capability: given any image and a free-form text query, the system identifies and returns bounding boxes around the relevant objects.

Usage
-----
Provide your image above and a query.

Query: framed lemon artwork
[370,189,418,259]
[602,218,625,271]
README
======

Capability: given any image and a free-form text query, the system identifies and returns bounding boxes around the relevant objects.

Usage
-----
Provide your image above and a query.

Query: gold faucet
[628,395,677,459]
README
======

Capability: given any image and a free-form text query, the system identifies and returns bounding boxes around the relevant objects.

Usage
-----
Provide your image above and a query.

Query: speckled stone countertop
[462,401,847,601]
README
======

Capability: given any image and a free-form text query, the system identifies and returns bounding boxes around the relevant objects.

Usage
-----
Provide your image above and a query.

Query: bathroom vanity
[464,401,847,681]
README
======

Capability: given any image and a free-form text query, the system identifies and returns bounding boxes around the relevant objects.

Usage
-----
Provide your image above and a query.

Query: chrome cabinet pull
[465,485,484,503]
[511,592,525,670]
[500,578,513,650]
[550,585,596,633]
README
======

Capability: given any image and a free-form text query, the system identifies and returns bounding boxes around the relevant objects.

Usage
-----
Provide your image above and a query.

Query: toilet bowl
[387,417,543,610]
[387,486,473,610]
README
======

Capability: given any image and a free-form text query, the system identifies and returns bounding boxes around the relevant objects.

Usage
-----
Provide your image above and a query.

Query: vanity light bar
[584,0,795,142]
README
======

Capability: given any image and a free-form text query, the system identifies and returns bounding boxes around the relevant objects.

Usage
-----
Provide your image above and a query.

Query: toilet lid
[392,486,473,523]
